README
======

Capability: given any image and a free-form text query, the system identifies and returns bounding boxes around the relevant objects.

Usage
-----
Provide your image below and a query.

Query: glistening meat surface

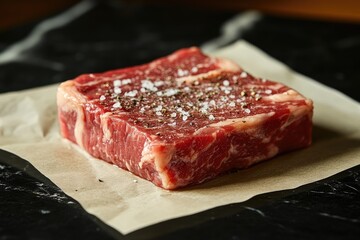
[57,48,313,189]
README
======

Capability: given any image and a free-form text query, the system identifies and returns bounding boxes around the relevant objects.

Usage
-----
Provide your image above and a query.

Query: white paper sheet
[1,41,359,234]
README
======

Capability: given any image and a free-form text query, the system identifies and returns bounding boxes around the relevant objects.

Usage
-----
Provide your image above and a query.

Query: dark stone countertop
[1,1,359,239]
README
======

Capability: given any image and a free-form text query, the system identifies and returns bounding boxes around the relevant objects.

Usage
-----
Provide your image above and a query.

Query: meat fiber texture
[57,48,313,190]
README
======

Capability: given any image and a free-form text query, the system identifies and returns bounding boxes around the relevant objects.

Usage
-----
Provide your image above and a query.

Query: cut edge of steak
[57,47,313,190]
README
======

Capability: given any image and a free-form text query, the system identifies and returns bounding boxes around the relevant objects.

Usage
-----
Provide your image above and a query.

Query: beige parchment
[1,41,359,234]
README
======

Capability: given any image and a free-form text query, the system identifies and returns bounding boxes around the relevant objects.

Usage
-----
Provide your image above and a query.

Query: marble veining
[0,163,73,204]
[0,152,120,240]
[0,0,95,70]
[318,212,360,223]
[201,11,262,52]
[243,206,266,217]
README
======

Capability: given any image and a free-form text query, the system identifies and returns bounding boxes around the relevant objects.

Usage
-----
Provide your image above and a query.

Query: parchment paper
[1,41,360,234]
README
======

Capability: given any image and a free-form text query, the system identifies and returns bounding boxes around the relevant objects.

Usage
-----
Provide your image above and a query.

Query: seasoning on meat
[57,47,313,190]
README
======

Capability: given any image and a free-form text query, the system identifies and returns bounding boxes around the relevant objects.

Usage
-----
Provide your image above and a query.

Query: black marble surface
[1,0,360,239]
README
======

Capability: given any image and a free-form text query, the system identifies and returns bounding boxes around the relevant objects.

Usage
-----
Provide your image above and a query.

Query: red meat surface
[57,47,313,190]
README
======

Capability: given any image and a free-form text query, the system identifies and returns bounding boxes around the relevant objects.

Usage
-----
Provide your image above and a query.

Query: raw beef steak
[57,48,313,190]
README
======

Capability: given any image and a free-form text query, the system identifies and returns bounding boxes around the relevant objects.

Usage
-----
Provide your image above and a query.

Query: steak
[57,47,313,190]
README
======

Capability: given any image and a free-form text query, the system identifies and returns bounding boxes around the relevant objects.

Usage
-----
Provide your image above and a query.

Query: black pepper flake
[98,179,104,183]
[242,120,246,123]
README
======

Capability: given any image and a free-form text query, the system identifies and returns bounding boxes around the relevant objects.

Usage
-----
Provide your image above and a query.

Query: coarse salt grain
[154,81,164,87]
[99,95,106,101]
[229,102,236,107]
[181,111,190,117]
[200,108,208,114]
[201,101,209,106]
[223,80,230,86]
[114,87,121,94]
[206,87,213,92]
[124,90,138,97]
[177,69,189,77]
[155,105,163,111]
[244,108,251,114]
[265,89,272,94]
[164,88,179,97]
[182,116,188,121]
[122,79,132,85]
[170,112,177,118]
[113,80,121,87]
[209,115,215,121]
[112,102,121,108]
[240,72,247,78]
[141,80,158,92]
[191,66,198,73]
[220,96,229,102]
